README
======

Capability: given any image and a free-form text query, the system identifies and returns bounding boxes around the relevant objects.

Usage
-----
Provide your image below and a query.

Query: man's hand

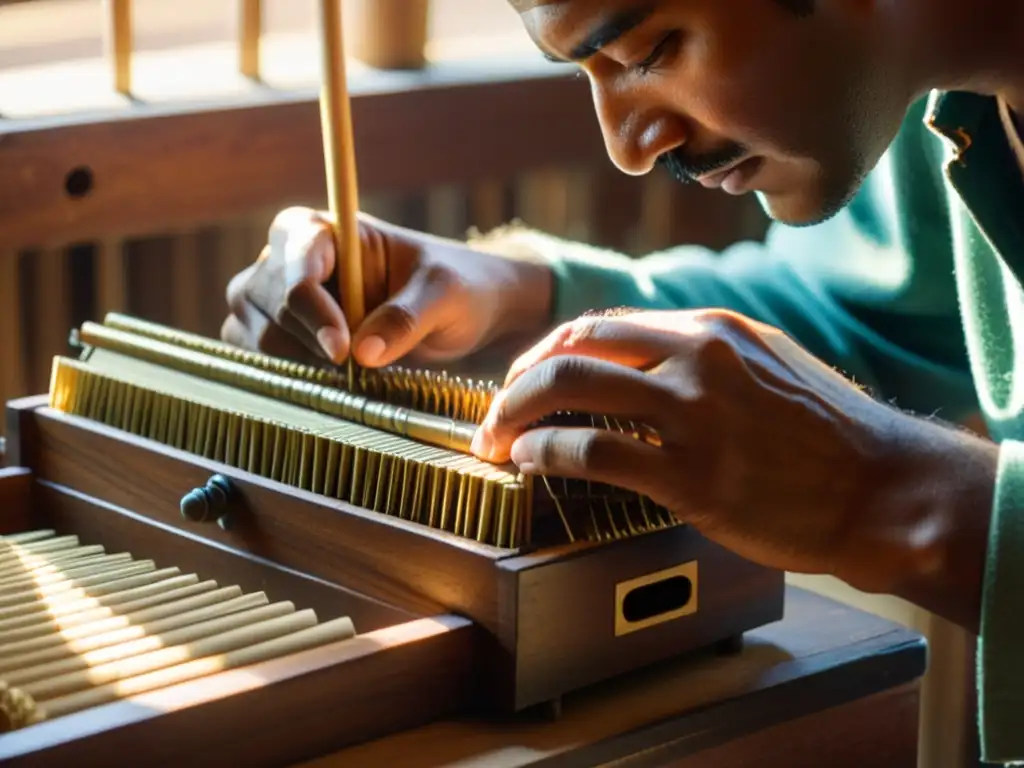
[471,309,999,632]
[222,207,553,368]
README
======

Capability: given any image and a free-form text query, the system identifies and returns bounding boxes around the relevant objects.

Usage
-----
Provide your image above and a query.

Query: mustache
[656,144,748,184]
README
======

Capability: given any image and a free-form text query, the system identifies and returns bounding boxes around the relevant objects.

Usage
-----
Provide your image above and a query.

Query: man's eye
[636,30,681,74]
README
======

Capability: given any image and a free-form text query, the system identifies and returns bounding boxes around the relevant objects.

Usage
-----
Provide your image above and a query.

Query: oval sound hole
[622,575,692,623]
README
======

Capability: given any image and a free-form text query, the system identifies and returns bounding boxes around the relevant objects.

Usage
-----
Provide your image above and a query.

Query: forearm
[466,222,979,422]
[838,414,999,634]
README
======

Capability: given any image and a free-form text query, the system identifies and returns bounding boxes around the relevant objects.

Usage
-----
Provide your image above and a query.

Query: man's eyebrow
[539,6,655,63]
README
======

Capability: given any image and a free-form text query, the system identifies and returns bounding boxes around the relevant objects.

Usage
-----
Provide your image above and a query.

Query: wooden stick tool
[318,0,366,341]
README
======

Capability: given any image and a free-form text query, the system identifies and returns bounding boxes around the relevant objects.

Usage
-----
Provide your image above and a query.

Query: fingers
[278,212,349,357]
[351,264,457,368]
[245,208,351,363]
[504,312,688,387]
[507,426,667,500]
[220,313,323,364]
[284,279,351,362]
[472,355,677,464]
[223,258,328,364]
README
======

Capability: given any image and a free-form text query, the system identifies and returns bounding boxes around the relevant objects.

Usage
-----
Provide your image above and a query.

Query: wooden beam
[0,64,604,251]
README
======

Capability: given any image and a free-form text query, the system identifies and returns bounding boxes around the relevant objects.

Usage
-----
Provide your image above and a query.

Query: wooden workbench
[301,586,927,767]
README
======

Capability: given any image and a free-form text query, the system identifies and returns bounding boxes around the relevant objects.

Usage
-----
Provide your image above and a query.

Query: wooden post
[347,0,431,70]
[104,0,133,96]
[33,248,70,394]
[95,238,127,317]
[0,252,25,425]
[239,0,262,80]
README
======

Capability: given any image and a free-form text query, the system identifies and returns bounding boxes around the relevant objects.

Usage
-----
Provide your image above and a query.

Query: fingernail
[515,462,537,475]
[317,327,344,363]
[510,438,532,468]
[356,335,387,366]
[470,429,491,459]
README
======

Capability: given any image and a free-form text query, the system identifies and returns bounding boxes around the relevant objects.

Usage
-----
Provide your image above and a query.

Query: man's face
[513,0,913,227]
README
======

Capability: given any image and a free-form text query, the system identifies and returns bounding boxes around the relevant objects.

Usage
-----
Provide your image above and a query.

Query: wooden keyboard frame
[4,394,785,718]
[0,464,480,766]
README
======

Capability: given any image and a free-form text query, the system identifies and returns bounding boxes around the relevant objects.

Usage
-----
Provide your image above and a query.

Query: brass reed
[53,314,678,547]
[0,530,357,734]
[77,320,482,455]
[100,312,497,425]
[49,348,531,548]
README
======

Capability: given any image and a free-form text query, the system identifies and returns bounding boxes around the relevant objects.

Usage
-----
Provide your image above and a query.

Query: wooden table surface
[301,585,927,768]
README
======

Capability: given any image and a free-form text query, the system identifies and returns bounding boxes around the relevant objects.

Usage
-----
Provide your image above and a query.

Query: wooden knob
[180,474,234,529]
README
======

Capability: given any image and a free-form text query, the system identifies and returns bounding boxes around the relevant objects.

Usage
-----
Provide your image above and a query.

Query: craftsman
[221,1,1024,761]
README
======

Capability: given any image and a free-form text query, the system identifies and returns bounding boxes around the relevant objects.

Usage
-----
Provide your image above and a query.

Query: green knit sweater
[488,93,1024,764]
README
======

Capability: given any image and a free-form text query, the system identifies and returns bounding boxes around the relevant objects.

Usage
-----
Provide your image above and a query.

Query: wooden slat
[95,237,127,315]
[301,587,926,767]
[0,251,25,416]
[425,184,466,239]
[468,181,508,234]
[217,217,256,308]
[347,0,430,71]
[28,247,70,394]
[636,171,676,254]
[169,230,203,333]
[0,64,602,251]
[104,0,133,96]
[239,0,262,80]
[517,170,571,236]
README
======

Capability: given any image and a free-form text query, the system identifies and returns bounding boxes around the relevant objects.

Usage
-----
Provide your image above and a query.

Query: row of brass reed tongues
[59,314,678,547]
[49,356,532,548]
[100,313,496,424]
[76,320,482,456]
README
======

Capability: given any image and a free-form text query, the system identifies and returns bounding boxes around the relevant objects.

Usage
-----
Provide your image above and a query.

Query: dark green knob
[180,474,234,528]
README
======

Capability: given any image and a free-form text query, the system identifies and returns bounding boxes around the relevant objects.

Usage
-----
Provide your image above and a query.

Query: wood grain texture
[0,64,605,250]
[0,465,33,532]
[23,406,505,624]
[665,683,920,768]
[500,527,784,709]
[0,614,479,767]
[0,404,926,765]
[0,472,481,767]
[301,586,926,767]
[0,252,26,413]
[13,405,786,713]
[4,394,48,468]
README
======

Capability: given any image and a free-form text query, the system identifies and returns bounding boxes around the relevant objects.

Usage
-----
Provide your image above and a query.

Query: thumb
[351,266,453,367]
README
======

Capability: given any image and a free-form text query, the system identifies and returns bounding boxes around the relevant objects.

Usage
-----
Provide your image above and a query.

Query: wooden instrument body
[0,465,478,766]
[5,394,785,719]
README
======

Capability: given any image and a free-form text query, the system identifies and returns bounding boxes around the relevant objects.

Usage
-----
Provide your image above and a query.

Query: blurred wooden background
[0,0,768,412]
[0,3,978,768]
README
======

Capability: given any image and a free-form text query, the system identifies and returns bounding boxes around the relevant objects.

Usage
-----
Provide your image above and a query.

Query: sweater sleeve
[470,214,975,422]
[979,440,1024,764]
[468,100,978,421]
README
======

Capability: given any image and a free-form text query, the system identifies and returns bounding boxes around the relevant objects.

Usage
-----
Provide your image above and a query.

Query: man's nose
[592,84,687,176]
